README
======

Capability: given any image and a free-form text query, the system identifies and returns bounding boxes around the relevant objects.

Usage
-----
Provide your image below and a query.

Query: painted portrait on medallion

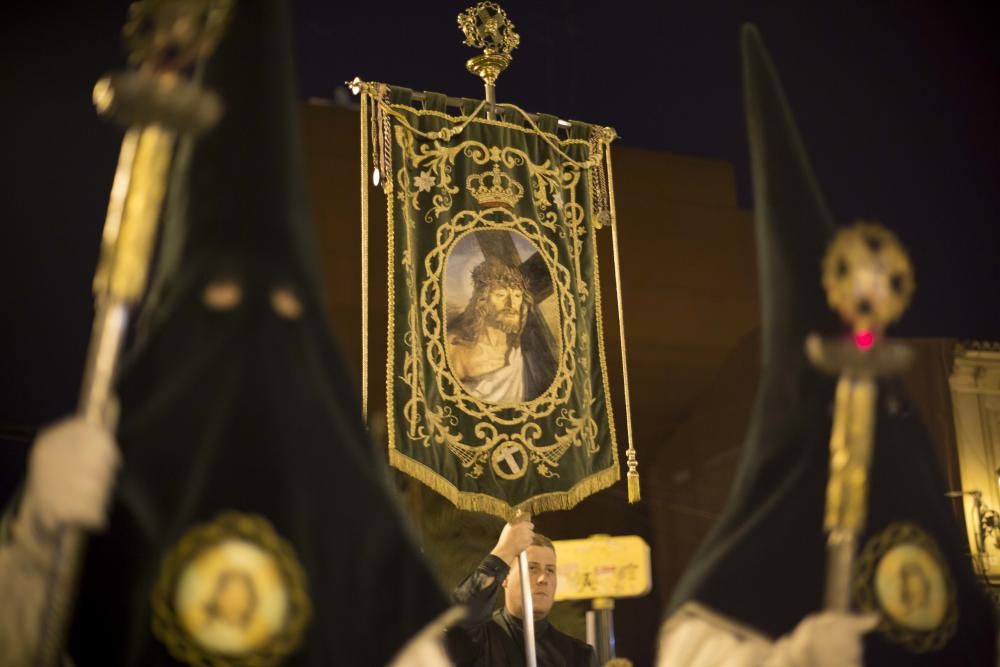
[444,229,560,405]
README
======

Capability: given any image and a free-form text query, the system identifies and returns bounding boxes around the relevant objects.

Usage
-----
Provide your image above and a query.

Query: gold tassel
[604,140,641,504]
[626,450,641,504]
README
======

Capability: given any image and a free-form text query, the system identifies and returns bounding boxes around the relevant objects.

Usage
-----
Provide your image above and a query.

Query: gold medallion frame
[852,522,958,653]
[151,512,312,667]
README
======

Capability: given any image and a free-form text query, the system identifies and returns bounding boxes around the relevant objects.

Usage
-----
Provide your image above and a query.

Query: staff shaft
[518,550,538,667]
[34,125,176,667]
[823,373,877,611]
[512,509,537,667]
[485,81,496,120]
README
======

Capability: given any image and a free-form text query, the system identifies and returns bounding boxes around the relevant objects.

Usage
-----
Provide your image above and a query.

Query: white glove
[656,613,772,667]
[386,606,465,667]
[765,611,879,667]
[23,417,120,533]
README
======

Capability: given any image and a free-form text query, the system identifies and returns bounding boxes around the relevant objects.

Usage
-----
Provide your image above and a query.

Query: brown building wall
[300,101,759,445]
[652,334,963,613]
[299,100,962,664]
[300,100,759,665]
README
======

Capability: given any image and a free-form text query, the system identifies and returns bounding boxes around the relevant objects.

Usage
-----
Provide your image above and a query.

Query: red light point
[854,330,875,350]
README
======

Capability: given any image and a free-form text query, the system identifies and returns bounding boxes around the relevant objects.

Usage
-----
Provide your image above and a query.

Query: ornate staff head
[90,0,234,302]
[123,0,234,71]
[821,222,915,342]
[457,1,520,87]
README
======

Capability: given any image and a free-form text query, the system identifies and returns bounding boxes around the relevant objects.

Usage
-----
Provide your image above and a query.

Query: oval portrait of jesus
[444,230,560,404]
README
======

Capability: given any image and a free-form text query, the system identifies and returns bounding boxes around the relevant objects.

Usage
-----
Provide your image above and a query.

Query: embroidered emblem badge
[152,512,311,666]
[853,522,957,653]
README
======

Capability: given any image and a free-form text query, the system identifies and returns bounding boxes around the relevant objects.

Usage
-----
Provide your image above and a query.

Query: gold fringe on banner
[605,141,640,503]
[387,449,620,522]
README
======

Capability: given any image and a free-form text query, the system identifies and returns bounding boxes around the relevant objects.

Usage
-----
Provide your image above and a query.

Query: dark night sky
[2,1,998,434]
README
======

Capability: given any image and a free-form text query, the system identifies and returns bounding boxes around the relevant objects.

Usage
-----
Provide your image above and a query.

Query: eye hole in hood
[202,278,243,310]
[270,286,303,319]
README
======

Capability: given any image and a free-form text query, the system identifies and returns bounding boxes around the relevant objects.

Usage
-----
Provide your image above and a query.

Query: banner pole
[518,551,538,667]
[513,510,537,667]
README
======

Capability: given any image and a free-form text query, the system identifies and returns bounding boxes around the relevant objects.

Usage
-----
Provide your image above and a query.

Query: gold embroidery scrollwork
[382,94,621,516]
[397,118,592,478]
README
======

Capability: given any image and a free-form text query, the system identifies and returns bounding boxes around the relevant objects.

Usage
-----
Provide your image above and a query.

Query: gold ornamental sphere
[123,0,233,70]
[458,2,520,86]
[821,222,915,334]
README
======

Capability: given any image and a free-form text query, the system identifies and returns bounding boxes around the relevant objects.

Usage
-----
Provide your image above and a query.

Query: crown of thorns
[470,259,527,292]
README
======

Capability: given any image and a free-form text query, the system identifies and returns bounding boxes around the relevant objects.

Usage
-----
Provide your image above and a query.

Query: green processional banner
[362,83,622,519]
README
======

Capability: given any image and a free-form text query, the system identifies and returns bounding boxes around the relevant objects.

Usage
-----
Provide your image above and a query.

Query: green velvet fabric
[380,92,620,518]
[667,25,996,664]
[67,2,447,664]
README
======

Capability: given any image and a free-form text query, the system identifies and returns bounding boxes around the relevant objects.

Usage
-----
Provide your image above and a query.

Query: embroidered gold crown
[466,164,524,209]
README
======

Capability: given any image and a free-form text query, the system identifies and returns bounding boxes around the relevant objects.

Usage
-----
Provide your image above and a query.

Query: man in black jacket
[450,520,597,666]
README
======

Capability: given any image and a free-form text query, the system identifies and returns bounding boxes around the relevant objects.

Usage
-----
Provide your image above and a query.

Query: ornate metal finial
[457,2,520,88]
[821,221,915,336]
[809,222,916,614]
[123,0,234,70]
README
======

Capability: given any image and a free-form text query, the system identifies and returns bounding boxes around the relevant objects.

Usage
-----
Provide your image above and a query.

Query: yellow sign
[553,535,651,600]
